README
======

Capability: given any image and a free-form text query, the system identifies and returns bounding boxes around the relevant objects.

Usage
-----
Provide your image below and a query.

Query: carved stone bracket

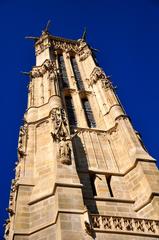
[90,67,106,85]
[31,59,56,78]
[89,67,113,89]
[91,215,159,236]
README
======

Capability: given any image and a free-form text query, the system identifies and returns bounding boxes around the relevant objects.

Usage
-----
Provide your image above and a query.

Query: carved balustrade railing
[91,215,159,236]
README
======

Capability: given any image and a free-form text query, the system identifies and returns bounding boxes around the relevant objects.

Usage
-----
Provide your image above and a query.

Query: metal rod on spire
[43,20,51,33]
[25,36,39,41]
[82,27,87,41]
[21,71,31,76]
[89,46,100,52]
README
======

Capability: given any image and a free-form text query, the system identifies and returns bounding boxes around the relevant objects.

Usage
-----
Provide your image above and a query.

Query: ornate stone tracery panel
[91,215,159,236]
[52,39,79,53]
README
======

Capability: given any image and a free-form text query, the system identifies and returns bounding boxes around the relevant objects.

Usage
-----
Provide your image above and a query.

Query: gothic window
[82,98,96,128]
[65,96,77,127]
[70,56,84,90]
[58,54,69,88]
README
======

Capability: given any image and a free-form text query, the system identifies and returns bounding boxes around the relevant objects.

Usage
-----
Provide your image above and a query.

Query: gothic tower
[4,25,159,240]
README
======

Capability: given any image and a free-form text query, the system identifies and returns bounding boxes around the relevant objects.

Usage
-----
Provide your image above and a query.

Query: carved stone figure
[11,179,18,193]
[84,221,94,236]
[51,108,69,141]
[18,123,28,160]
[31,68,42,78]
[44,59,55,71]
[90,67,106,86]
[28,81,32,93]
[59,139,71,164]
[9,194,14,209]
[28,81,34,106]
[101,77,113,89]
[6,207,15,217]
[15,163,21,180]
[50,107,73,164]
[39,64,47,75]
[3,219,10,239]
[49,69,56,81]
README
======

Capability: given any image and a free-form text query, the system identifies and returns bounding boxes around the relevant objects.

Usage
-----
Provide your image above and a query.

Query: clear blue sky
[0,0,159,236]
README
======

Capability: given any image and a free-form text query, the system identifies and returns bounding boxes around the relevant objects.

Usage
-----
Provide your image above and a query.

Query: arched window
[65,96,77,126]
[70,56,84,90]
[82,98,96,128]
[58,54,69,88]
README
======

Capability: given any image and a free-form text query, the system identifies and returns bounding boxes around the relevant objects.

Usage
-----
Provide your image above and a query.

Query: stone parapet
[91,214,159,237]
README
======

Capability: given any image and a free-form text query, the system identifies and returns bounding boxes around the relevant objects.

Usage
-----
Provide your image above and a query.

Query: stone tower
[4,26,159,240]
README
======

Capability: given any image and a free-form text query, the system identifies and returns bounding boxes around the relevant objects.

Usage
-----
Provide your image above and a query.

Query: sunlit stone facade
[4,29,159,240]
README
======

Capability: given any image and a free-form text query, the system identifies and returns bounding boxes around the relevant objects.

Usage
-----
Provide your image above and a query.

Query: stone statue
[84,221,94,236]
[44,59,54,71]
[50,108,76,165]
[18,123,28,160]
[101,77,112,89]
[6,207,15,217]
[31,68,42,78]
[51,108,69,141]
[39,64,47,75]
[3,219,10,239]
[59,139,71,164]
[15,163,21,180]
[11,179,18,193]
[49,69,56,81]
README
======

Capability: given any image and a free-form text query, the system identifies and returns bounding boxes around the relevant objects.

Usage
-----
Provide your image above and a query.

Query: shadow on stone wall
[72,135,99,215]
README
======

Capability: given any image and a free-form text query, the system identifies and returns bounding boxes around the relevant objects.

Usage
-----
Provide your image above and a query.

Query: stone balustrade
[91,215,159,236]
